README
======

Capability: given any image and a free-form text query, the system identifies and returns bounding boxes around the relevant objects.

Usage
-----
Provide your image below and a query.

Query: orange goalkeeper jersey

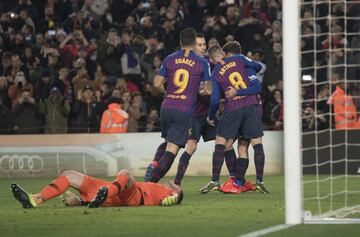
[136,182,176,206]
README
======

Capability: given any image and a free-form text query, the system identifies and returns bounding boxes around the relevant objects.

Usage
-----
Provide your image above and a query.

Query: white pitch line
[238,224,295,237]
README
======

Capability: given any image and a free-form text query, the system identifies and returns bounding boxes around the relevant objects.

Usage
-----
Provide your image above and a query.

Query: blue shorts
[217,104,263,140]
[189,116,217,142]
[160,109,193,148]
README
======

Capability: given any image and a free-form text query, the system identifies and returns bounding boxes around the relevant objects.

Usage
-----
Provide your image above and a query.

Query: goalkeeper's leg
[89,169,134,208]
[11,170,85,208]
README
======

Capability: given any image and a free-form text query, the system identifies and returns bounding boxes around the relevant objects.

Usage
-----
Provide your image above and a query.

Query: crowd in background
[300,0,360,131]
[0,0,356,134]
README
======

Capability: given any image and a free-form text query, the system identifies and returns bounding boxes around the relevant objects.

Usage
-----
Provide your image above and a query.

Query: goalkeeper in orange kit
[11,169,183,208]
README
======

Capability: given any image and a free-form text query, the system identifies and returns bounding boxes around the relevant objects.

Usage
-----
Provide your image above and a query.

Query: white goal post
[283,0,302,225]
[283,0,360,224]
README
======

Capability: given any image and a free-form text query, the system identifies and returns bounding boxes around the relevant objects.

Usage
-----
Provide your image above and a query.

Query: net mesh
[300,0,360,220]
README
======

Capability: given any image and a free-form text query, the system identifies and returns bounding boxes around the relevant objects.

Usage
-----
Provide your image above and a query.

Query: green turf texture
[1,176,359,237]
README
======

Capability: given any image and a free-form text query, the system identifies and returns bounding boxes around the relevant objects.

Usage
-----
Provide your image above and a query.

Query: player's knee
[186,141,197,154]
[117,169,130,177]
[238,147,248,158]
[61,170,77,178]
[251,137,262,146]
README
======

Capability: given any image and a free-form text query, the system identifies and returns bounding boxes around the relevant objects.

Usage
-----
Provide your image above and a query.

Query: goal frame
[283,0,360,224]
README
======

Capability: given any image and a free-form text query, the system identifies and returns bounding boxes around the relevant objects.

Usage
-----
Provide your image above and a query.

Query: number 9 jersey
[158,49,211,115]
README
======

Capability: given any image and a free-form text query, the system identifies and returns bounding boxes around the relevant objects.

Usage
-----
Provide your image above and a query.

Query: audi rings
[0,155,44,173]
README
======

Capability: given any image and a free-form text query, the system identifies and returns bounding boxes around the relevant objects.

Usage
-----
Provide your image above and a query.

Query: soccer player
[148,28,211,183]
[144,33,215,186]
[200,44,263,194]
[11,169,183,208]
[219,41,269,194]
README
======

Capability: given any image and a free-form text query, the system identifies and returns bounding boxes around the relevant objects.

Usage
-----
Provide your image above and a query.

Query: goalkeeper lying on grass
[11,169,183,208]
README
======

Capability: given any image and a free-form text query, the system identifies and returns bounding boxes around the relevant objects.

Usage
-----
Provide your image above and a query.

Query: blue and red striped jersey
[158,49,211,114]
[194,56,214,117]
[208,55,262,119]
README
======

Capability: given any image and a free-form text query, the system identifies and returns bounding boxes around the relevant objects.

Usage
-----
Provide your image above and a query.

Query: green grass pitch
[1,176,359,237]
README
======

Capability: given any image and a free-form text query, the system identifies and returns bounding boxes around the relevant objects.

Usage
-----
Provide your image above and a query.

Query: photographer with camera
[13,89,42,134]
[8,71,33,109]
[39,86,70,134]
[72,85,102,133]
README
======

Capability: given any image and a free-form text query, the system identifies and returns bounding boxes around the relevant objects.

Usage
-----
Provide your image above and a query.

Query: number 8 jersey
[158,49,211,115]
[211,55,262,115]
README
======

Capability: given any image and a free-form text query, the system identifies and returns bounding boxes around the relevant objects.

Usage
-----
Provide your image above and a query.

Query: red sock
[38,176,70,201]
[107,174,128,198]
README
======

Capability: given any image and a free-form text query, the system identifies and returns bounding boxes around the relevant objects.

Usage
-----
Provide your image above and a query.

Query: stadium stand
[0,0,286,134]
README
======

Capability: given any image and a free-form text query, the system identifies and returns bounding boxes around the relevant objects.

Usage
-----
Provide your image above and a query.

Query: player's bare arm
[153,74,166,93]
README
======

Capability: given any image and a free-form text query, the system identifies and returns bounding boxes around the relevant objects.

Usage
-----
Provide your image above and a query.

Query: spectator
[264,41,282,86]
[263,89,283,130]
[0,0,289,133]
[34,69,52,102]
[0,76,11,109]
[0,52,12,77]
[6,54,29,83]
[59,28,89,68]
[39,86,70,134]
[52,67,73,103]
[120,30,142,89]
[0,95,14,134]
[72,85,103,133]
[327,82,360,130]
[8,71,33,108]
[141,108,161,132]
[100,97,129,133]
[27,57,42,88]
[115,77,139,94]
[72,65,104,97]
[97,28,123,76]
[13,89,42,134]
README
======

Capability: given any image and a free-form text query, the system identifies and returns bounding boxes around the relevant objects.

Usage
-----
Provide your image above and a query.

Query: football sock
[107,173,129,198]
[150,151,176,182]
[211,144,225,182]
[235,157,249,186]
[154,142,167,162]
[233,179,245,187]
[174,151,192,185]
[224,149,237,177]
[254,144,265,182]
[38,176,70,202]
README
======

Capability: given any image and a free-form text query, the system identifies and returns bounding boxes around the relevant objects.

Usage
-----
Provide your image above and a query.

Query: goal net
[299,0,360,223]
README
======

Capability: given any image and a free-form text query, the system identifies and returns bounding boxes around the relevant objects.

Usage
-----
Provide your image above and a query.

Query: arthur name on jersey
[175,58,195,67]
[219,62,236,76]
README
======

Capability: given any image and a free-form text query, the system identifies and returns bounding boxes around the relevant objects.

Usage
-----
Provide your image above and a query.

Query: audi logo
[0,155,44,173]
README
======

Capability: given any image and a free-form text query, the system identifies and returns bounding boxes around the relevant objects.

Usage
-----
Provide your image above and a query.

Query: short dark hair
[107,96,124,105]
[222,41,242,55]
[180,27,196,47]
[196,33,205,39]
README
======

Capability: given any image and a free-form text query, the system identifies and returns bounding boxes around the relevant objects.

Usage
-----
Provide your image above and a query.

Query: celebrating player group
[145,27,270,195]
[11,27,269,209]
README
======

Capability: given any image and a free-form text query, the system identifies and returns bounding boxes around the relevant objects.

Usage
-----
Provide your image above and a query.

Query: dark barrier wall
[303,130,360,175]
